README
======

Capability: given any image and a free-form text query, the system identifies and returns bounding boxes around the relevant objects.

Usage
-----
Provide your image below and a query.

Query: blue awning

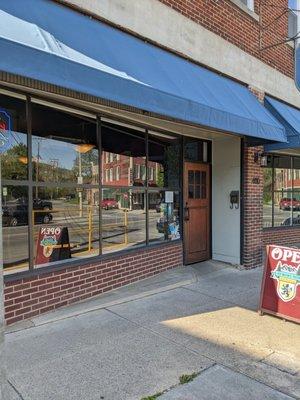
[264,97,300,151]
[0,0,286,142]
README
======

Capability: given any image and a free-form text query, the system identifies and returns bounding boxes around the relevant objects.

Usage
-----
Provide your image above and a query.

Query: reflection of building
[102,152,158,187]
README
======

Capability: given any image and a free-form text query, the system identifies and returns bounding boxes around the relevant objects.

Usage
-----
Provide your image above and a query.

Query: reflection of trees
[156,144,180,187]
[72,151,98,182]
[1,143,27,180]
[33,161,76,183]
[263,168,272,204]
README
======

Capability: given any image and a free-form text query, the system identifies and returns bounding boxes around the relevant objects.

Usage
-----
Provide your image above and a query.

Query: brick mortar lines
[158,0,293,78]
[4,242,183,325]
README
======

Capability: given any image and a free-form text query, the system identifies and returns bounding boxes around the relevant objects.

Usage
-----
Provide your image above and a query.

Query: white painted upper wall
[212,136,241,265]
[63,0,300,107]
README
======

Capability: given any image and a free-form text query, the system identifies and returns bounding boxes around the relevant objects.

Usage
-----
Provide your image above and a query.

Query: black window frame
[263,153,300,229]
[1,90,183,276]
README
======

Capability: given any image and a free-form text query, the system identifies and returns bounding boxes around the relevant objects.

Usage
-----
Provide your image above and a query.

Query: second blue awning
[264,97,300,151]
[0,0,286,143]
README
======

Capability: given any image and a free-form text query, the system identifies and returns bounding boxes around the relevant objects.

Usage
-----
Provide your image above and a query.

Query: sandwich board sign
[36,226,71,265]
[259,245,300,323]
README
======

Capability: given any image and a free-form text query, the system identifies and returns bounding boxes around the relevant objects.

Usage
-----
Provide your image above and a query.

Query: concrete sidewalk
[3,261,300,400]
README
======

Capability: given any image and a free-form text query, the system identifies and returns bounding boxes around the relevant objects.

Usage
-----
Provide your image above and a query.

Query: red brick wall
[243,145,264,268]
[159,0,293,78]
[262,227,300,248]
[4,242,183,325]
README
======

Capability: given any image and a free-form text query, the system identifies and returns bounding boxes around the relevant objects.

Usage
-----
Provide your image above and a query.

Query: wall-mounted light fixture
[254,151,268,167]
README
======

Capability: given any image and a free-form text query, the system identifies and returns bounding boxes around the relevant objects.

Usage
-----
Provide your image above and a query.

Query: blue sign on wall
[0,109,11,154]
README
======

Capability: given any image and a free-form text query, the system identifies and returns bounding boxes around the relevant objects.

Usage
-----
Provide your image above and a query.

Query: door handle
[184,202,189,221]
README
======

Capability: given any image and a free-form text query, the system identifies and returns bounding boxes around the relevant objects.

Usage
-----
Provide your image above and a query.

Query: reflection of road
[263,204,300,227]
[3,208,165,267]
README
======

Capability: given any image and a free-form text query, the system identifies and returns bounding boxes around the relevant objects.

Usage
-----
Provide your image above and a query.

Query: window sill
[263,225,300,232]
[228,0,259,21]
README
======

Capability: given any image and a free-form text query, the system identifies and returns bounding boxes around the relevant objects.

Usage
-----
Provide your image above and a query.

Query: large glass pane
[274,155,292,192]
[2,186,29,274]
[149,190,180,243]
[292,191,300,225]
[274,191,293,227]
[148,132,180,188]
[263,168,273,228]
[102,188,146,252]
[33,187,99,268]
[31,102,98,184]
[102,122,146,187]
[0,93,28,181]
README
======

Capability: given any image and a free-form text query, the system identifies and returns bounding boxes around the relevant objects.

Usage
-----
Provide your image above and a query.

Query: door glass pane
[2,186,29,274]
[201,172,207,199]
[195,186,200,199]
[188,185,194,199]
[195,171,200,184]
[188,171,194,185]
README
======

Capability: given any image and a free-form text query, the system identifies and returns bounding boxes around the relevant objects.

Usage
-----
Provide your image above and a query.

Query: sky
[289,0,298,9]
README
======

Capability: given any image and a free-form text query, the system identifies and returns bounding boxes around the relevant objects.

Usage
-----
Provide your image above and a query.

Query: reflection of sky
[8,132,76,170]
[289,0,298,9]
[32,138,76,169]
[9,130,26,145]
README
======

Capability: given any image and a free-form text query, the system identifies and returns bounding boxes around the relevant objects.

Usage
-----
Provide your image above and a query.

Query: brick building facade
[1,0,299,324]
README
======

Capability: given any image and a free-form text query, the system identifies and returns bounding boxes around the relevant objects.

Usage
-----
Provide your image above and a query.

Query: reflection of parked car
[33,198,53,210]
[279,197,300,211]
[66,194,76,201]
[101,198,118,210]
[2,198,53,227]
[282,215,300,226]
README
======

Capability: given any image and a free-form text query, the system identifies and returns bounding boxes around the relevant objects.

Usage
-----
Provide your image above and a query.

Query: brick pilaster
[242,145,264,268]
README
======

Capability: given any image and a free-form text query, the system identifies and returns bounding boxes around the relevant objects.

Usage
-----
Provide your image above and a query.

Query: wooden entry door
[184,162,210,264]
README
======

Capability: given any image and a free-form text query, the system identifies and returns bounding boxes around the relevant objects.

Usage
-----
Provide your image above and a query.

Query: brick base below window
[262,228,300,250]
[4,243,183,325]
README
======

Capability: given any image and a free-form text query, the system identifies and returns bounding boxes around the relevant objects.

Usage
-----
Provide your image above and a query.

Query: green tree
[263,168,272,204]
[1,143,27,180]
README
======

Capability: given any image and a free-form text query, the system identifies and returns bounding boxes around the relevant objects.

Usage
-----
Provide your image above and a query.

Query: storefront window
[263,155,300,228]
[101,122,146,187]
[33,187,100,267]
[31,102,98,185]
[1,91,182,275]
